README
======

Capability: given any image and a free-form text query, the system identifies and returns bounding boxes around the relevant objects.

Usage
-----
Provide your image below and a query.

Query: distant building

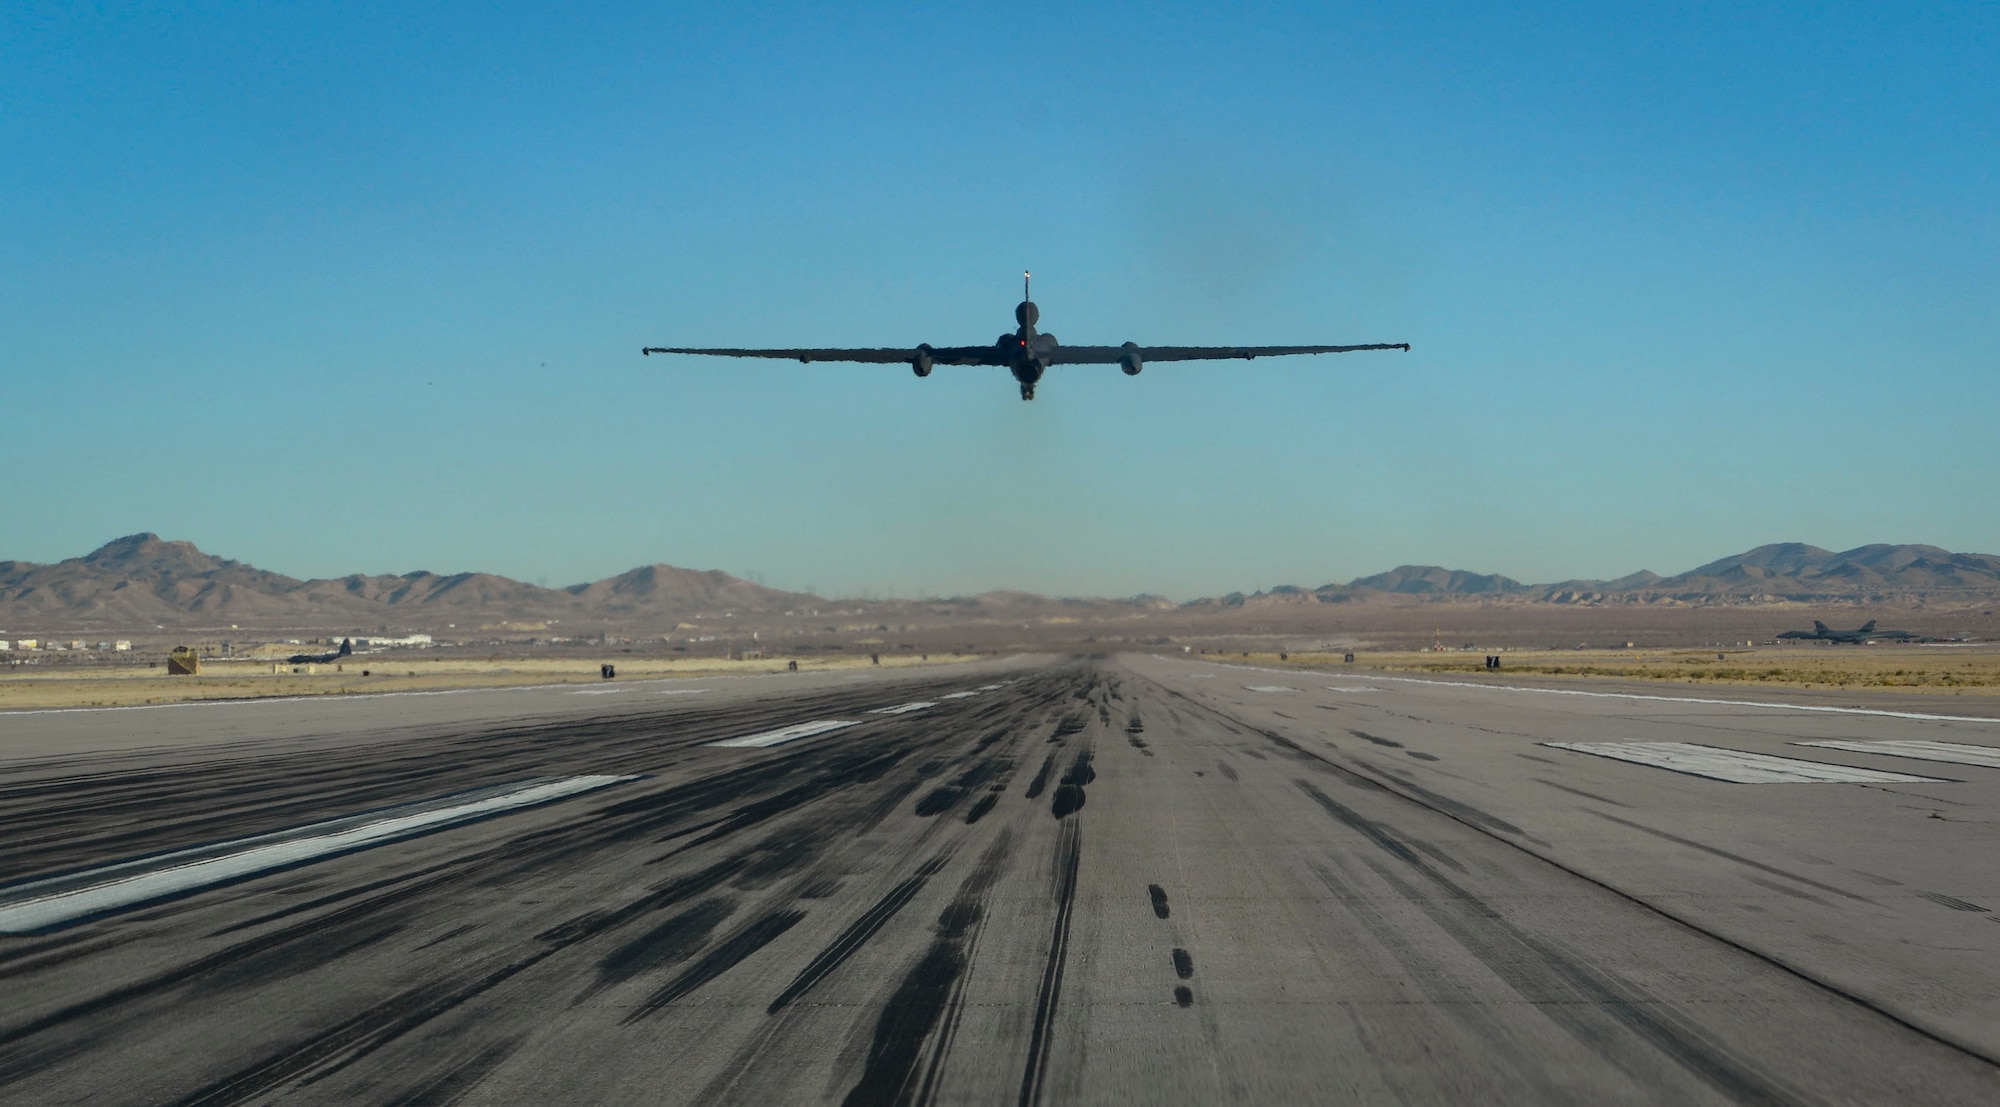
[0,641,10,651]
[16,639,37,651]
[351,634,433,649]
[113,640,131,651]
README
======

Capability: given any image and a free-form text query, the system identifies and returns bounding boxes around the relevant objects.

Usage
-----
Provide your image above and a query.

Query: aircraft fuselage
[1007,299,1054,397]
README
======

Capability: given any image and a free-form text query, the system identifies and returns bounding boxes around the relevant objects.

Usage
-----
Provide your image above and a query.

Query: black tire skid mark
[1023,753,1057,799]
[909,831,1017,1106]
[611,685,1075,1103]
[0,860,489,1082]
[0,674,1021,881]
[1533,779,1632,808]
[591,897,736,992]
[1304,858,1587,1102]
[838,831,1017,1107]
[620,908,808,1022]
[0,932,128,982]
[1296,782,1809,1104]
[0,668,1078,1099]
[963,790,1000,824]
[767,854,950,1014]
[1581,810,1873,904]
[0,691,883,878]
[1138,666,2000,1078]
[1048,750,1095,819]
[383,1032,524,1106]
[913,755,1014,820]
[1348,729,1403,749]
[1373,849,1810,1107]
[168,945,566,1106]
[1017,818,1083,1107]
[488,684,1057,883]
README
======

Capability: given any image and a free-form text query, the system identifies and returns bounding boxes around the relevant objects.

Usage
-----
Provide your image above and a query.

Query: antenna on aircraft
[1024,270,1031,301]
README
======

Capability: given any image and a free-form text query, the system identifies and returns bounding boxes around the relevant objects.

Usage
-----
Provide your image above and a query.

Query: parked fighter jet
[288,638,353,665]
[643,274,1410,401]
[1776,620,1919,643]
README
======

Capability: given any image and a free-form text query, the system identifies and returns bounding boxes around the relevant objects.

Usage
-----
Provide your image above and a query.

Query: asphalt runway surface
[5,654,2000,1104]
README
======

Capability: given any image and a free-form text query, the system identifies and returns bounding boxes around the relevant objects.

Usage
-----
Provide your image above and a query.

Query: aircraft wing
[643,346,1007,365]
[1049,343,1409,363]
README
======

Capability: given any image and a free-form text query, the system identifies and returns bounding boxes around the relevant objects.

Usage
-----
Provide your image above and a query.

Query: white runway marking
[1797,740,2000,770]
[0,775,633,934]
[1325,685,1381,693]
[653,689,713,696]
[1544,741,1948,784]
[567,688,625,695]
[710,720,858,749]
[940,691,979,700]
[868,701,937,715]
[1245,685,1293,693]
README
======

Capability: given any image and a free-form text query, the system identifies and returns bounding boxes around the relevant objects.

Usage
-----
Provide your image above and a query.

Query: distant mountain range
[3,535,1998,632]
[1217,543,2000,607]
[0,534,815,630]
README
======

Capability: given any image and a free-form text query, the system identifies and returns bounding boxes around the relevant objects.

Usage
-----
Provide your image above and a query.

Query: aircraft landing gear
[1020,382,1036,401]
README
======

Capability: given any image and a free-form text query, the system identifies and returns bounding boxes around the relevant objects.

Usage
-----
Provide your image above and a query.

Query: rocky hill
[0,534,816,630]
[1222,544,2000,607]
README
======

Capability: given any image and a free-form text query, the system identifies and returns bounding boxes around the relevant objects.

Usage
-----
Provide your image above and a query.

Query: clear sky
[3,2,1994,598]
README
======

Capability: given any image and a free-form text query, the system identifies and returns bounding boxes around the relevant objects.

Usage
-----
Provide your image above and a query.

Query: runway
[4,654,2000,1104]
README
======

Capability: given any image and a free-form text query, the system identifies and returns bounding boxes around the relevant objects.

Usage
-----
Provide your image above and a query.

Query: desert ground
[6,601,1998,711]
[0,652,980,711]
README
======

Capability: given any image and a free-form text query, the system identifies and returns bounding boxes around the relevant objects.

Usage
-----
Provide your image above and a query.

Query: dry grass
[0,652,982,711]
[1228,646,2000,696]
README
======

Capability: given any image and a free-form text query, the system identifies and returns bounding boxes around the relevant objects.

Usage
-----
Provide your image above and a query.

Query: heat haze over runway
[5,657,2000,1104]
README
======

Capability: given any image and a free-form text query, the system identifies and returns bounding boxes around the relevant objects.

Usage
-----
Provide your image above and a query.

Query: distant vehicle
[288,638,353,665]
[644,273,1410,401]
[1776,620,1920,644]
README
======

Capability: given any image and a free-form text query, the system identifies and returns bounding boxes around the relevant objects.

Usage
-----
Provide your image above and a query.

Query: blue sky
[3,2,1994,597]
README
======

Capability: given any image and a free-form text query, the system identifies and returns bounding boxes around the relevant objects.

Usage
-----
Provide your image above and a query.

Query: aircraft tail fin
[338,638,352,657]
[1860,621,1876,633]
[1813,621,1830,633]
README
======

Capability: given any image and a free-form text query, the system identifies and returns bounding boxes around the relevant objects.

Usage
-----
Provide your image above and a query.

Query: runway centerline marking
[1544,741,1949,784]
[1796,740,2000,770]
[0,775,635,934]
[940,691,979,700]
[868,701,937,715]
[1245,685,1293,693]
[710,720,858,749]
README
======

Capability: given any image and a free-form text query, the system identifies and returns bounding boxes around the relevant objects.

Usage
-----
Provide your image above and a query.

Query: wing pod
[912,344,934,378]
[1119,341,1142,376]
